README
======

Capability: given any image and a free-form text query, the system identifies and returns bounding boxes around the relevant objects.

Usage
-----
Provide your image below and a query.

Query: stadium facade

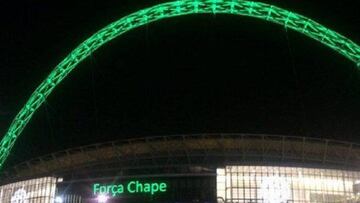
[1,133,360,203]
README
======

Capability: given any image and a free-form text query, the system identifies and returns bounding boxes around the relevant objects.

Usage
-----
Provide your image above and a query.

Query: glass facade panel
[217,166,360,203]
[0,177,57,203]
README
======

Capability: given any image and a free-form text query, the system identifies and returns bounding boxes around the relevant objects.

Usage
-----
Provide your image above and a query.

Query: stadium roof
[2,133,359,184]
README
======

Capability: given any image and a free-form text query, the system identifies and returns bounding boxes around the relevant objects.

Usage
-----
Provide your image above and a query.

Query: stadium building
[1,0,360,203]
[1,133,360,203]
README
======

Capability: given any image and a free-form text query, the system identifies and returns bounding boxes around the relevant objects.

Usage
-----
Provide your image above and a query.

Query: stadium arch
[1,0,360,170]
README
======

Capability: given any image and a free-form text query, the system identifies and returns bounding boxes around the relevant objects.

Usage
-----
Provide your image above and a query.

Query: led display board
[93,180,167,197]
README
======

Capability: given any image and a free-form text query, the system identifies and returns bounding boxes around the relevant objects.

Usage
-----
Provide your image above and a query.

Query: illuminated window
[217,166,360,203]
[0,177,57,203]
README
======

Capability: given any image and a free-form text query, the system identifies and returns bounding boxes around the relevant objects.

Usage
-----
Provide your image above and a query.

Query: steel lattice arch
[1,0,360,170]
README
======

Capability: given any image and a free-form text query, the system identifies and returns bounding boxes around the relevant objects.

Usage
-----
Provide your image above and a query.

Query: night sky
[1,0,360,168]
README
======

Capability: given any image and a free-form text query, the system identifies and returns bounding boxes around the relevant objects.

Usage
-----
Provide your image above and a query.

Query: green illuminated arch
[1,0,360,170]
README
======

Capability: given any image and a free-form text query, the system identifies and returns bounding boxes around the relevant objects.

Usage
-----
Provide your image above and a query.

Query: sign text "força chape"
[93,180,167,196]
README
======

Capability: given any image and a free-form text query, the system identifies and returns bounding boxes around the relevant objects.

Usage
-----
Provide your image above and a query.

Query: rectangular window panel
[217,166,360,203]
[0,177,58,203]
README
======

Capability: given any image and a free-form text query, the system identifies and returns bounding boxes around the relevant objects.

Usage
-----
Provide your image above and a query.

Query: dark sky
[1,0,360,167]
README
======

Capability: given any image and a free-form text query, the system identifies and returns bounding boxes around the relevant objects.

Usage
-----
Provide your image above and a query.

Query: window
[217,166,360,203]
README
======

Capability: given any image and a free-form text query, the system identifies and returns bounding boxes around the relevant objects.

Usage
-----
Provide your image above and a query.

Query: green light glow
[93,181,168,196]
[1,0,360,170]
